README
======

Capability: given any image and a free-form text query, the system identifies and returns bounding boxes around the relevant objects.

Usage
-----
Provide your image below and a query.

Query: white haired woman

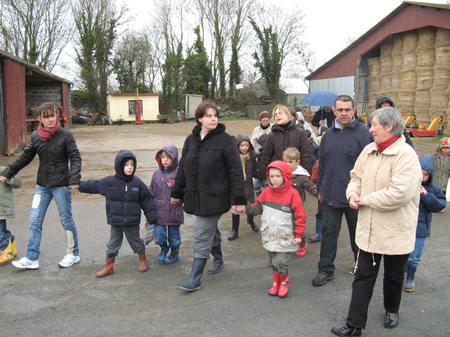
[331,107,421,336]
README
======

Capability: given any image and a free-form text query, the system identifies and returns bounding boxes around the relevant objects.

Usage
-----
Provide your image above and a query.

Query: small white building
[107,93,160,123]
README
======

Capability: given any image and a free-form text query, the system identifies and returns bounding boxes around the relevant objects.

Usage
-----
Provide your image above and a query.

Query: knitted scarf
[38,121,60,141]
[240,152,250,180]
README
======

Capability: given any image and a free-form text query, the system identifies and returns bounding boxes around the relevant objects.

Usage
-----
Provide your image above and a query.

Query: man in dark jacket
[1,102,82,270]
[311,106,336,134]
[312,95,373,287]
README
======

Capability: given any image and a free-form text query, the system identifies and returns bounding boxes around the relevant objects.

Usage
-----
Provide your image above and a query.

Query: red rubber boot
[269,271,280,296]
[278,273,290,298]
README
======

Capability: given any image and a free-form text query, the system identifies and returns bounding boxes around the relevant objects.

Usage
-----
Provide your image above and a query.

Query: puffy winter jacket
[247,161,306,252]
[416,156,446,238]
[149,145,184,226]
[171,124,246,216]
[79,150,157,226]
[2,127,81,187]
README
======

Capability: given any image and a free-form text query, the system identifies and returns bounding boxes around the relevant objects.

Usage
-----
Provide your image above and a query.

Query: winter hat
[439,137,450,148]
[259,111,271,121]
[375,95,395,109]
[257,133,269,147]
[296,112,305,122]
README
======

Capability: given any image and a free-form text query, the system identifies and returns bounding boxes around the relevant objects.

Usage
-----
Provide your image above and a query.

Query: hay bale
[432,67,450,89]
[367,57,381,75]
[402,31,419,53]
[381,75,391,90]
[414,89,431,121]
[391,34,403,56]
[434,46,450,68]
[416,27,436,52]
[417,51,435,68]
[435,28,450,47]
[401,53,417,72]
[416,69,434,90]
[391,73,401,88]
[401,71,416,90]
[387,90,398,105]
[398,90,415,115]
[430,90,449,111]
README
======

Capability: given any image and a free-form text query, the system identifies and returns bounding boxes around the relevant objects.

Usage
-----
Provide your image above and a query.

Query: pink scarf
[38,121,60,141]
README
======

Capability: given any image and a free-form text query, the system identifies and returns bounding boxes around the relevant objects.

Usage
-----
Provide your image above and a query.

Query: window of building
[128,100,143,115]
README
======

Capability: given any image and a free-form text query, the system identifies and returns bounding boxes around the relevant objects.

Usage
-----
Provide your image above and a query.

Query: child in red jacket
[245,161,306,298]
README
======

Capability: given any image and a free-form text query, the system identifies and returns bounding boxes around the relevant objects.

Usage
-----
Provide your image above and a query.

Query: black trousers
[346,249,409,329]
[318,204,359,275]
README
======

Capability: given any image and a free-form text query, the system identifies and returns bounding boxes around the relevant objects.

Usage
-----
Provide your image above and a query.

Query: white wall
[107,94,160,122]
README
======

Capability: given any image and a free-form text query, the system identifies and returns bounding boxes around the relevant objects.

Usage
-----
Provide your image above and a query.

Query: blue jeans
[26,185,79,260]
[406,237,426,268]
[154,225,181,248]
[0,219,14,251]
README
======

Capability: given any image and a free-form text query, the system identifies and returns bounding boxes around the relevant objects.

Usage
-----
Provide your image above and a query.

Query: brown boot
[138,253,148,272]
[96,258,115,278]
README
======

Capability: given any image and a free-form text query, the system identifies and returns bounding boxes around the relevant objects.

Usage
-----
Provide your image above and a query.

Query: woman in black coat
[171,100,246,292]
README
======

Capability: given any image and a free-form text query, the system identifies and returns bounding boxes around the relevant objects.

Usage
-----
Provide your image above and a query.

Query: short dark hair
[195,100,219,125]
[37,102,57,118]
[334,95,354,108]
[305,130,312,138]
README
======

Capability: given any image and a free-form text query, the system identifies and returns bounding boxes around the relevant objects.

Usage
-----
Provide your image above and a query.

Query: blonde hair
[272,105,291,119]
[282,147,300,161]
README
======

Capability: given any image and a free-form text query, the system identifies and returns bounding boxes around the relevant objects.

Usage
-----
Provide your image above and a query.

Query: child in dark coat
[228,134,259,240]
[149,145,184,265]
[282,147,319,257]
[78,150,157,277]
[404,156,446,292]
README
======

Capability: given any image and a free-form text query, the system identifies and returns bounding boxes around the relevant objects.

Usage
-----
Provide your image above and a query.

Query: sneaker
[439,209,444,214]
[12,257,39,270]
[312,273,333,286]
[59,254,81,268]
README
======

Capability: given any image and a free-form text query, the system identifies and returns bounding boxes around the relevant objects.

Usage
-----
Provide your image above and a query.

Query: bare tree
[0,0,72,71]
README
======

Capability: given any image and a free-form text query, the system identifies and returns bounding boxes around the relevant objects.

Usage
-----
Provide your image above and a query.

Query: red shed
[0,50,72,156]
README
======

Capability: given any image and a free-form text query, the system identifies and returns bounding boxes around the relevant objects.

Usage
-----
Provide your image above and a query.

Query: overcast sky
[56,0,448,90]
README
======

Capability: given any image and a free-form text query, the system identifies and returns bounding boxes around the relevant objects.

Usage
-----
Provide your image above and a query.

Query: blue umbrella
[299,90,338,107]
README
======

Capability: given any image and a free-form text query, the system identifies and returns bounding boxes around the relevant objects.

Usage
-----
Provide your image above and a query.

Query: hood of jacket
[266,160,293,191]
[236,133,256,155]
[114,150,136,182]
[192,123,226,139]
[419,155,434,185]
[156,145,179,172]
[375,95,395,109]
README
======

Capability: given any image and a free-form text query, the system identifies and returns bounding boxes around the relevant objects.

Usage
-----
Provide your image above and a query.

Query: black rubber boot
[179,258,207,292]
[247,214,259,232]
[208,244,224,274]
[228,214,240,240]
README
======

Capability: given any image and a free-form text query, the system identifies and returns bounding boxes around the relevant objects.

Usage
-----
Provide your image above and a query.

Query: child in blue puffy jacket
[78,150,157,278]
[404,156,446,292]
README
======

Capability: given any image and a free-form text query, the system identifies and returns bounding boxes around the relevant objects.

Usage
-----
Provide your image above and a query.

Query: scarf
[38,121,60,141]
[240,152,250,180]
[261,123,270,130]
[377,135,400,153]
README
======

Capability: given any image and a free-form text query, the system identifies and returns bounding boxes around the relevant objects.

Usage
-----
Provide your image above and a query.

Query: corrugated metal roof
[0,49,72,85]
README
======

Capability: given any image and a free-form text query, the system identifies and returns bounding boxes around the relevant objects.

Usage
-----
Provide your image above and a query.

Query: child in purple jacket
[150,145,184,264]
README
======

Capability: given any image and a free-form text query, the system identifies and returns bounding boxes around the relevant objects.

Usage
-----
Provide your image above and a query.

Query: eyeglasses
[336,108,352,112]
[261,119,270,123]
